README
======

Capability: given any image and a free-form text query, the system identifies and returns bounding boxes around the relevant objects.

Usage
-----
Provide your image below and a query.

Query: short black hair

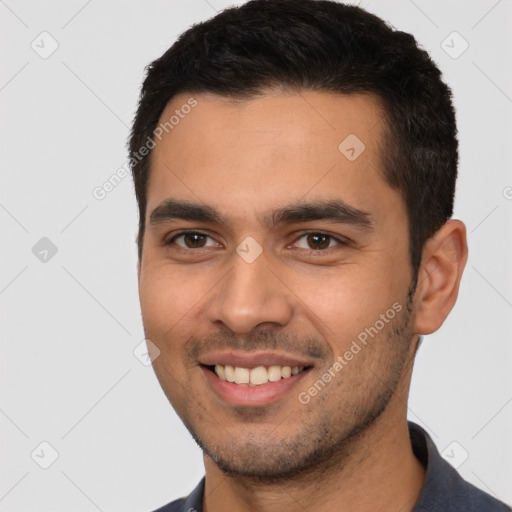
[129,0,458,286]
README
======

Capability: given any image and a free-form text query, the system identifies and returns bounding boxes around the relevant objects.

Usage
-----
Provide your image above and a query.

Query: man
[129,1,511,510]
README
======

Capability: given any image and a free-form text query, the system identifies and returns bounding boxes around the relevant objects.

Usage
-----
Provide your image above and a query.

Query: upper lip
[198,350,315,369]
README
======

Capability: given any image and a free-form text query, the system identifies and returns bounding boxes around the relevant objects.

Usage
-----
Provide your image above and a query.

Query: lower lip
[201,366,311,406]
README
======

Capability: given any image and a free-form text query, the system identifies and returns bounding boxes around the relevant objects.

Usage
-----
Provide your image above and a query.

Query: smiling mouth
[204,364,311,386]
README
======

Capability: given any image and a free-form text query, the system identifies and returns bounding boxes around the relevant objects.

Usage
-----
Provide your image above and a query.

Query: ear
[413,219,468,335]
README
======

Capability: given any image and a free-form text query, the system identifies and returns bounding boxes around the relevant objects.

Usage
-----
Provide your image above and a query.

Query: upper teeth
[214,364,304,386]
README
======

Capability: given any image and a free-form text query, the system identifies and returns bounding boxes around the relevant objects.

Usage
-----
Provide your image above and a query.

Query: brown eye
[182,233,207,248]
[167,232,218,249]
[294,232,341,251]
[306,233,331,250]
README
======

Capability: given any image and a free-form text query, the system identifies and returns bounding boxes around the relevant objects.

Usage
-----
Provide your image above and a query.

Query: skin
[137,89,468,512]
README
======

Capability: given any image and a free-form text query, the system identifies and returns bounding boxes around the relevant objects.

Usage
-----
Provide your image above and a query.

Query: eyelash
[164,230,349,251]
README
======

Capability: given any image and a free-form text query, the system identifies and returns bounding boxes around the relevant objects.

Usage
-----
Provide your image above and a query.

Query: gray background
[1,0,511,510]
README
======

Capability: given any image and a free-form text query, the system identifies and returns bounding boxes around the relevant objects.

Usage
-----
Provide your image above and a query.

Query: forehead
[147,89,399,224]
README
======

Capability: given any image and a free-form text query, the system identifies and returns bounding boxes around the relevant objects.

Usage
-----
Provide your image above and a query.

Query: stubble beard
[181,292,417,484]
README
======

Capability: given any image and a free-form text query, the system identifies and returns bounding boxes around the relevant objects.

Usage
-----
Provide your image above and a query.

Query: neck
[202,358,425,512]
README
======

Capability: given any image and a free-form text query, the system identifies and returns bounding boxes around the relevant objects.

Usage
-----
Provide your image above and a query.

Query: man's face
[138,90,417,479]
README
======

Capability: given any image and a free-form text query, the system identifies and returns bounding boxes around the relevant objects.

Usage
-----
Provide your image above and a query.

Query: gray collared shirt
[151,422,511,511]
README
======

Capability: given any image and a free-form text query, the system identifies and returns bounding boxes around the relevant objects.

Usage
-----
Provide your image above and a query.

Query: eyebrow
[149,198,373,231]
[268,200,373,230]
[149,199,223,225]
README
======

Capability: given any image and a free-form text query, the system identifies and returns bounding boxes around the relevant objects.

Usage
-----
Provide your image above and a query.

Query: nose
[205,247,294,334]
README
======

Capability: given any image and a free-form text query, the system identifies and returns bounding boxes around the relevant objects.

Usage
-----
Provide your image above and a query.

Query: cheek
[138,267,202,397]
[289,261,406,343]
[138,264,202,339]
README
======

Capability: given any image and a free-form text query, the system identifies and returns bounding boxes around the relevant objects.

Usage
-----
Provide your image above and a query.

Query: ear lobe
[413,219,468,335]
